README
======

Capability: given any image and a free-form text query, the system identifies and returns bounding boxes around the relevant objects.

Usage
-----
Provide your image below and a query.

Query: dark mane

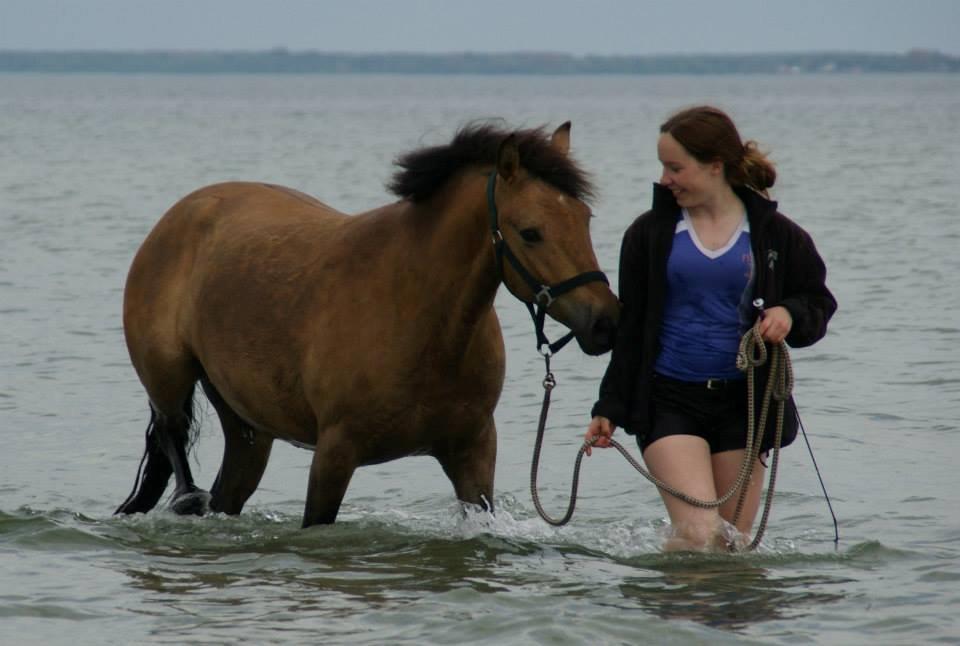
[388,122,595,204]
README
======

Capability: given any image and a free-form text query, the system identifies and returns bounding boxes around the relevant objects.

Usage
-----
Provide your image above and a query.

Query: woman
[586,106,836,551]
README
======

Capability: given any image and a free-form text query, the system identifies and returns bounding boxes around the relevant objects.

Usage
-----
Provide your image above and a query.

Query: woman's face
[657,132,724,208]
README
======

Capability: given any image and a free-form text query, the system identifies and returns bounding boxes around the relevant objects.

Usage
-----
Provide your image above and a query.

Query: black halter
[486,171,609,355]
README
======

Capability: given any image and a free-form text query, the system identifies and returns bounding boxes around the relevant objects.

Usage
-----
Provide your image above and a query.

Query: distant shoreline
[1,49,957,75]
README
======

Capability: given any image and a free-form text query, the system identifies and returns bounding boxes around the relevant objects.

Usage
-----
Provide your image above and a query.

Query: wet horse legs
[116,393,209,516]
[302,424,358,527]
[201,376,274,515]
[436,419,497,514]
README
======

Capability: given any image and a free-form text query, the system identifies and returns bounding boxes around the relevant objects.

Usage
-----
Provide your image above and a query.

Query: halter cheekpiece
[486,171,609,355]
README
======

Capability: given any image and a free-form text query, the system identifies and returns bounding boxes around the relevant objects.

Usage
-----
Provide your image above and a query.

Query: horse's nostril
[592,316,616,348]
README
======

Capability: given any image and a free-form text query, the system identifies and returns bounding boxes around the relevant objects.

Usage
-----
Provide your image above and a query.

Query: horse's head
[490,123,619,356]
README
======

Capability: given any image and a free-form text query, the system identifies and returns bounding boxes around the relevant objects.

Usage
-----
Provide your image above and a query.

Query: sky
[1,0,957,56]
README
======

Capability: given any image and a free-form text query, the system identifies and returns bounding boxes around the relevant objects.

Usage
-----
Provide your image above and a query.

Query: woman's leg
[643,435,725,551]
[712,449,766,535]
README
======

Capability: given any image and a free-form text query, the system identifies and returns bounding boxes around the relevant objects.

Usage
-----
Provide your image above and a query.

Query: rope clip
[542,372,556,391]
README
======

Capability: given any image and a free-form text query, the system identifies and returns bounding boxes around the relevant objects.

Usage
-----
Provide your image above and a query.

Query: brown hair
[660,106,776,194]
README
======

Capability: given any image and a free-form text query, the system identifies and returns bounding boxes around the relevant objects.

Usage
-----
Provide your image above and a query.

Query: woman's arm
[780,224,837,348]
[591,219,647,426]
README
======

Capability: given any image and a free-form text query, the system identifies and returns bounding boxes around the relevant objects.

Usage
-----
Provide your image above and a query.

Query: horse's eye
[520,228,542,244]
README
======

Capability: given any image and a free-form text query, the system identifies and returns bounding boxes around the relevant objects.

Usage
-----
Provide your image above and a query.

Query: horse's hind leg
[157,388,211,515]
[115,407,173,514]
[436,419,497,514]
[116,393,209,515]
[201,377,274,515]
[117,350,210,516]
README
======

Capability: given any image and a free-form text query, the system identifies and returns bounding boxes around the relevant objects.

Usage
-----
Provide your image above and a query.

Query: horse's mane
[388,122,595,204]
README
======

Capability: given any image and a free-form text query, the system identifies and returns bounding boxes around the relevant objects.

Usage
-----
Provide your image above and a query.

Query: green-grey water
[2,73,959,644]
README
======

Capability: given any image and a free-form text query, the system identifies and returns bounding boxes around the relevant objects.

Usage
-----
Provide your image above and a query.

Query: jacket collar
[651,183,778,220]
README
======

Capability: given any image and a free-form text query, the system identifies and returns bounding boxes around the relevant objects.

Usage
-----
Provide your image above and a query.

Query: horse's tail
[115,388,199,515]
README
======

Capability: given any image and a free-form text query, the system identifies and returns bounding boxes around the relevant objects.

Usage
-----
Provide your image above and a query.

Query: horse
[115,121,619,527]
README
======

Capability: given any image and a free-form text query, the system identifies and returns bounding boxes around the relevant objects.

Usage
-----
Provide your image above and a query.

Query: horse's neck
[400,175,500,331]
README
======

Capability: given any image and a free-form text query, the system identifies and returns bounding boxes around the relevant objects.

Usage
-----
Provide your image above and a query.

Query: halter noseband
[486,171,609,355]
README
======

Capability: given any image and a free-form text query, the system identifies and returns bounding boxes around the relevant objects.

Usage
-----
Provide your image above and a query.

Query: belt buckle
[706,378,723,390]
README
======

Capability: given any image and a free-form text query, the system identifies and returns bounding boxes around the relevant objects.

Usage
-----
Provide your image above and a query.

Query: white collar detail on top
[678,208,749,260]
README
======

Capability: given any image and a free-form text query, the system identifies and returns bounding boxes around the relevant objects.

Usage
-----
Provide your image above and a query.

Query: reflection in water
[116,520,532,621]
[619,560,847,631]
[110,510,851,638]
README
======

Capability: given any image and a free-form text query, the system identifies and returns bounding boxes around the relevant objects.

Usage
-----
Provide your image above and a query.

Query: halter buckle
[535,286,555,308]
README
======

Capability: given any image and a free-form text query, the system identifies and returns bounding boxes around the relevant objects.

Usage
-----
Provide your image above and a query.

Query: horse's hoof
[170,490,211,516]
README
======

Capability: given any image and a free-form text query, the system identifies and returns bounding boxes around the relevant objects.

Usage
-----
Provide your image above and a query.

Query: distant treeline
[1,49,957,74]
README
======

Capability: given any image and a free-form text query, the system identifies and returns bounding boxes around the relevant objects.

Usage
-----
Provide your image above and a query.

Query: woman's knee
[665,514,726,551]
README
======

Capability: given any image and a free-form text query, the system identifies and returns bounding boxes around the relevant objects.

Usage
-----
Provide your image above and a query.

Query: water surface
[1,72,959,644]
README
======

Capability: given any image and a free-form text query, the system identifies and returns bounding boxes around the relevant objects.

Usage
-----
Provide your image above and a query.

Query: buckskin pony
[116,122,619,527]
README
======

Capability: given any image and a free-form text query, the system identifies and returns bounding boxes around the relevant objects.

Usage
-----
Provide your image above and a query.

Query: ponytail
[736,140,776,195]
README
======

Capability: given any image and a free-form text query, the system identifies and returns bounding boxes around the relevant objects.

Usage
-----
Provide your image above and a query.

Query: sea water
[1,72,959,644]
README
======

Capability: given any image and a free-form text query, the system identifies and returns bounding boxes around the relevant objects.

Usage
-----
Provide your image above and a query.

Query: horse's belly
[197,353,317,442]
[280,437,316,451]
[258,401,459,461]
[355,397,497,465]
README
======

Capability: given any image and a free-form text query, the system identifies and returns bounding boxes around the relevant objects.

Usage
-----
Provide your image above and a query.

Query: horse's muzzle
[574,309,618,356]
[591,314,617,353]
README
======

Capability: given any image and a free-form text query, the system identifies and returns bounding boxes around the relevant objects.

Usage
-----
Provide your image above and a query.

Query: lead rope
[529,322,793,551]
[733,325,792,550]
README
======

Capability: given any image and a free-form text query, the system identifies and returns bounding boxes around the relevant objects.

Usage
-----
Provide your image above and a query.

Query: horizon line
[1,47,956,58]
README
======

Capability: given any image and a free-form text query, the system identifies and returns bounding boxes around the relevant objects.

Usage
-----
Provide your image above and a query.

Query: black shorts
[639,373,754,455]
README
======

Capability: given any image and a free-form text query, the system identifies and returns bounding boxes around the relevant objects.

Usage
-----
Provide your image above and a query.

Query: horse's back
[127,181,341,299]
[171,181,343,229]
[123,182,343,389]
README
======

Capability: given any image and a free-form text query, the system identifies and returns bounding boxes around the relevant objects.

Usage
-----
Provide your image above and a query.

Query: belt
[706,378,734,390]
[654,373,743,390]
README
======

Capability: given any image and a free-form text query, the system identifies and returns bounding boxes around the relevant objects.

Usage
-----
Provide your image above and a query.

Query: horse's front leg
[437,418,497,514]
[302,424,358,527]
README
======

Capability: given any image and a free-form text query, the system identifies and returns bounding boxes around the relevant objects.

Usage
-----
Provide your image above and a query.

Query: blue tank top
[655,210,755,381]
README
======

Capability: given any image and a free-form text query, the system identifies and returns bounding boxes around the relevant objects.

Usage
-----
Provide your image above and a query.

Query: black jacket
[591,184,837,446]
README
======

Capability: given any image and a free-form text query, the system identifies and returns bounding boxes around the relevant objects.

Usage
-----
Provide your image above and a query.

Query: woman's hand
[758,305,793,344]
[584,416,616,456]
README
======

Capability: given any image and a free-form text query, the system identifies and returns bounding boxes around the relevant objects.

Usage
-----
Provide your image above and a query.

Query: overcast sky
[1,0,957,56]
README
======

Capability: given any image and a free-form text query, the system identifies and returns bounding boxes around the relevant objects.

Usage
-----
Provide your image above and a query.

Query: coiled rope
[529,323,793,551]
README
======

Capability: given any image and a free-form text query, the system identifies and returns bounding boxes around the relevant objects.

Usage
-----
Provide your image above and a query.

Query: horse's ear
[497,135,520,183]
[550,121,571,155]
